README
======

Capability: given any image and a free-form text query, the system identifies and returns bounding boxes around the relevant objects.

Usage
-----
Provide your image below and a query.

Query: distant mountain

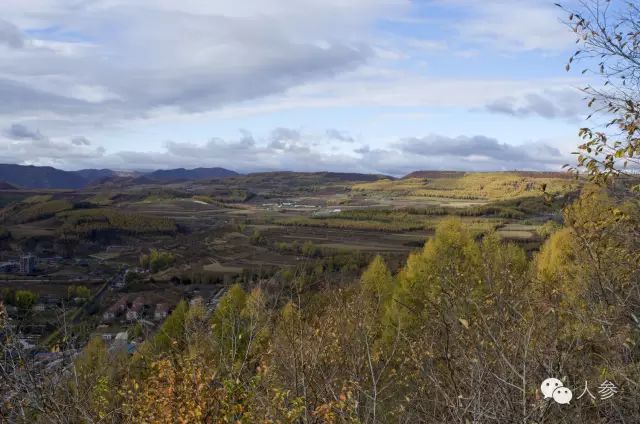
[314,172,394,182]
[244,171,393,183]
[402,170,574,180]
[0,164,240,189]
[74,169,118,183]
[403,171,466,179]
[145,167,239,182]
[0,181,17,190]
[0,164,88,189]
[224,171,393,191]
[0,164,392,189]
[85,175,160,189]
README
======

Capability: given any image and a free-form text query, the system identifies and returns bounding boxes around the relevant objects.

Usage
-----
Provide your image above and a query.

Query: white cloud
[197,68,585,119]
[0,0,406,121]
[0,19,24,48]
[443,0,575,52]
[0,0,583,172]
[485,88,587,120]
[0,126,572,175]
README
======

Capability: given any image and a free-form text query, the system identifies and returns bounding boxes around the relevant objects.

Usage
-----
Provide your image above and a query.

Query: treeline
[139,249,176,273]
[326,206,523,220]
[66,285,91,301]
[276,216,433,232]
[7,199,73,224]
[355,173,579,201]
[59,208,177,238]
[2,187,639,422]
[277,194,569,234]
[278,215,501,234]
[1,288,38,310]
[325,195,565,222]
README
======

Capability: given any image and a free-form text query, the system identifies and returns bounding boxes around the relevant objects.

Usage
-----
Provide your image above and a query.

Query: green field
[0,171,581,288]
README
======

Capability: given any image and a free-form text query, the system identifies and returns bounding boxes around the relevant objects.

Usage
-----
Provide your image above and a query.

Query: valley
[0,170,579,352]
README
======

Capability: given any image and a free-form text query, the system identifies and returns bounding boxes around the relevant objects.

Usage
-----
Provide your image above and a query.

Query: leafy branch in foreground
[559,0,640,186]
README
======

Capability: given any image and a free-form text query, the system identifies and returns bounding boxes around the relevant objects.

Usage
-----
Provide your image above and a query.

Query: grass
[90,252,122,260]
[497,230,536,240]
[0,194,30,207]
[86,192,117,206]
[203,262,243,273]
[317,242,410,252]
[22,195,53,204]
[192,195,215,204]
[141,193,180,203]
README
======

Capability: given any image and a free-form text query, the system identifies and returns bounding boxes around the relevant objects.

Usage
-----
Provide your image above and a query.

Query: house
[100,333,115,342]
[102,310,116,322]
[126,304,142,321]
[102,297,127,322]
[114,272,127,289]
[154,303,170,321]
[20,255,37,274]
[126,296,145,321]
[41,294,61,305]
[189,296,203,307]
[109,331,129,353]
[0,262,17,273]
[32,304,46,312]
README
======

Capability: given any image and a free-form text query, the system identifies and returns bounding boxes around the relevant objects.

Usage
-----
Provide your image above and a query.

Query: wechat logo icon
[541,378,572,405]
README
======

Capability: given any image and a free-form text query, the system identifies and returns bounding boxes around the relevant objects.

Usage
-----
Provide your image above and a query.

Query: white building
[154,303,169,321]
[20,255,37,274]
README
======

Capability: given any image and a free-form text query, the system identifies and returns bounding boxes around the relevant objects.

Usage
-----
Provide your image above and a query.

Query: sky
[0,0,591,176]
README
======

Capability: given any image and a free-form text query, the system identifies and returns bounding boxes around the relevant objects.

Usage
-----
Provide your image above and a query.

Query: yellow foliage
[535,228,577,293]
[122,356,220,423]
[361,255,394,306]
[354,172,578,201]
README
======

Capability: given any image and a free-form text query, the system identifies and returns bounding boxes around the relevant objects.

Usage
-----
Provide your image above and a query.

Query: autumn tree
[15,290,37,310]
[360,255,394,309]
[560,0,640,185]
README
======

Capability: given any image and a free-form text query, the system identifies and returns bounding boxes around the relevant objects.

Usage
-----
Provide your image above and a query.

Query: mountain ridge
[146,167,239,182]
[0,164,240,189]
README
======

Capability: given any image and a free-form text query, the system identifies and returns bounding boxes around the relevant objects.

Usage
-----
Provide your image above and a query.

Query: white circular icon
[541,378,564,399]
[552,387,573,405]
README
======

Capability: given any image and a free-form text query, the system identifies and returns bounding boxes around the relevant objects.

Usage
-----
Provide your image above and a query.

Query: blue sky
[0,0,590,175]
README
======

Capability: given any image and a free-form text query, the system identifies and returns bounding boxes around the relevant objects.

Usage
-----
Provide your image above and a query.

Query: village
[0,250,227,363]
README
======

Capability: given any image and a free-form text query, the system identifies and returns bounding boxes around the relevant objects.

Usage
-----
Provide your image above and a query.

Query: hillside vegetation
[12,200,73,224]
[3,186,639,422]
[59,208,177,237]
[354,172,579,201]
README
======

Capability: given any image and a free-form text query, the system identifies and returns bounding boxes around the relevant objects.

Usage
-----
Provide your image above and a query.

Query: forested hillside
[2,185,638,422]
[3,0,640,422]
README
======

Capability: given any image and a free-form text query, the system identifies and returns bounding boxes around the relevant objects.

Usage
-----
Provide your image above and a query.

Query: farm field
[0,171,580,349]
[0,171,580,275]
